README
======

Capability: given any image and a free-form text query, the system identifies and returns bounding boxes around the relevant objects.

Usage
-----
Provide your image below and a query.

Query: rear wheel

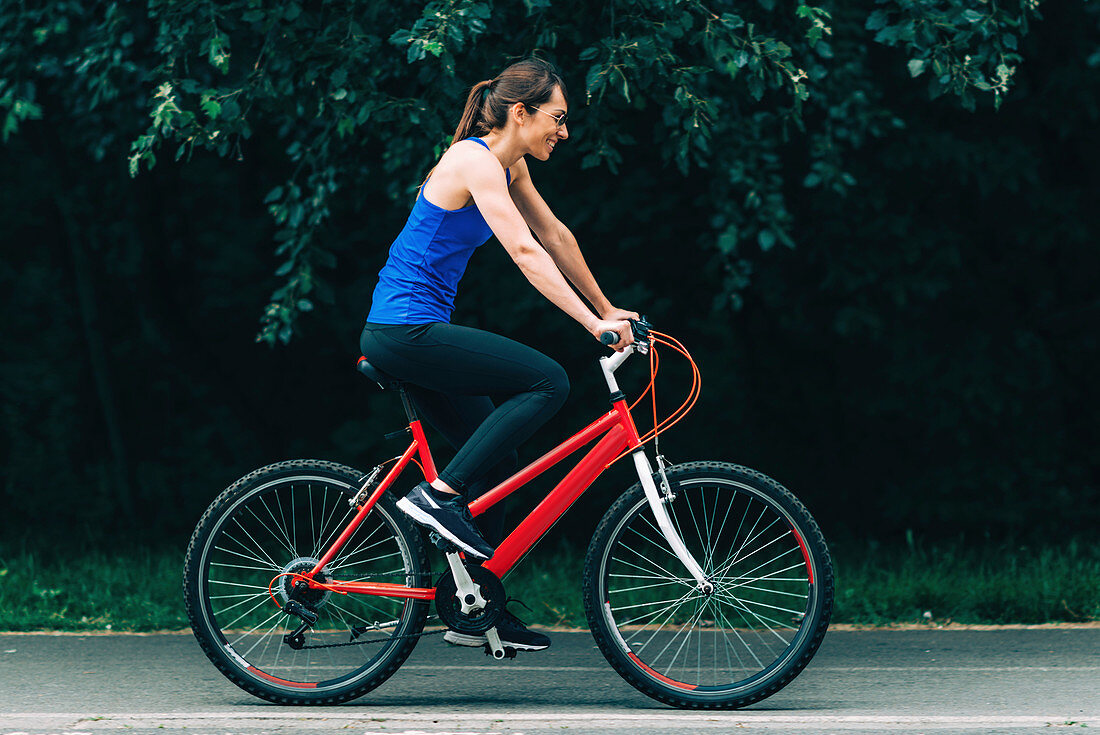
[183,459,430,704]
[583,461,832,709]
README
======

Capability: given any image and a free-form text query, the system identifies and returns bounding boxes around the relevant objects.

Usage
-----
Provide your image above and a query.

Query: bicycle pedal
[483,643,518,659]
[428,531,459,553]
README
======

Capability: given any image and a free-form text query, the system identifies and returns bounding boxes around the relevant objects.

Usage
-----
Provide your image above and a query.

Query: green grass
[1,538,1097,632]
[833,536,1100,625]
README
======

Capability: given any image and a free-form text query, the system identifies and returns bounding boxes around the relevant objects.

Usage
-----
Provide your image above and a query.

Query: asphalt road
[1,628,1097,734]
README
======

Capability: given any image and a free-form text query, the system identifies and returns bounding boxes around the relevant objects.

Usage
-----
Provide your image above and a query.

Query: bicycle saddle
[356,356,403,390]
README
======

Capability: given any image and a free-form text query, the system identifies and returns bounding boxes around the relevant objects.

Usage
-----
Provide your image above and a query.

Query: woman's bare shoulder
[438,138,495,168]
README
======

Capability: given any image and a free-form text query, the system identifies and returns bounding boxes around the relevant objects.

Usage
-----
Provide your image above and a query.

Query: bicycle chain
[286,569,440,651]
[293,623,446,650]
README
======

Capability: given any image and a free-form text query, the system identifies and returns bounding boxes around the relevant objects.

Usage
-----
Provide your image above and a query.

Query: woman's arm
[508,159,638,322]
[459,147,634,348]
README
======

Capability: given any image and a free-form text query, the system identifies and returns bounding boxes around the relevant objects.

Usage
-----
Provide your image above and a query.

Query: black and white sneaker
[396,482,495,560]
[444,603,551,651]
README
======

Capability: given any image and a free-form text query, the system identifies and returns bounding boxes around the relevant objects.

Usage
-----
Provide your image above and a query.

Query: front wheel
[183,459,430,704]
[583,461,833,709]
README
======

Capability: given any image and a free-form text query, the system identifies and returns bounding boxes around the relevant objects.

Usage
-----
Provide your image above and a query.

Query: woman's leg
[402,386,518,545]
[360,322,569,497]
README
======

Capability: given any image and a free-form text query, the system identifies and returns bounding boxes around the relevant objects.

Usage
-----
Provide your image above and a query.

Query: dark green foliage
[0,1,1096,552]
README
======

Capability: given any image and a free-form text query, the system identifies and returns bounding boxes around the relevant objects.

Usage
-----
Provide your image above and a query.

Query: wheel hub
[279,557,331,608]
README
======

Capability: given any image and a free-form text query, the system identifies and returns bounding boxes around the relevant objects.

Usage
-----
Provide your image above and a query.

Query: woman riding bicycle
[359,58,638,650]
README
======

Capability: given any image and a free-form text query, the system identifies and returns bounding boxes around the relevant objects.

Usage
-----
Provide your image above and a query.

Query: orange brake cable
[607,329,701,466]
[636,332,700,445]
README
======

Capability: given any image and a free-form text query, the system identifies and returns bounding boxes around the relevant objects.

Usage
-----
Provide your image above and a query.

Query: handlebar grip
[600,331,620,346]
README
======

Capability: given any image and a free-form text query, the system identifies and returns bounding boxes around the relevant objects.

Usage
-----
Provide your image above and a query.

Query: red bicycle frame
[305,396,645,601]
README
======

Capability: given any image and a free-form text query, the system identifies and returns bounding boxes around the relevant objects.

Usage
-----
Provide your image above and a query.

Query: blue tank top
[366,137,511,325]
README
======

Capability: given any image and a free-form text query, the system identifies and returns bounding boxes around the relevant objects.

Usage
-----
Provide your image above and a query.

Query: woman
[359,58,637,651]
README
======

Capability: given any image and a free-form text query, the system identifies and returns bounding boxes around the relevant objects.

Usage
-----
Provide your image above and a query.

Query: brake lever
[629,316,651,354]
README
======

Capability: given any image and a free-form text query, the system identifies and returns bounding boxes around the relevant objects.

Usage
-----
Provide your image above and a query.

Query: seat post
[398,385,419,424]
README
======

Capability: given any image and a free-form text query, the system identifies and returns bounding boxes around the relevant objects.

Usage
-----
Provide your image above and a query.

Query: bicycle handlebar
[601,316,651,348]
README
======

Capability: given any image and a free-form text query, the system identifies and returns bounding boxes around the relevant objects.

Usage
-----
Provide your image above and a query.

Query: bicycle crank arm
[444,552,487,614]
[484,627,507,660]
[632,452,714,594]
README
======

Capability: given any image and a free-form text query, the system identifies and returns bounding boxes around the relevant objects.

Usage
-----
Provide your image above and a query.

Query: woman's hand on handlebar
[590,318,634,352]
[601,306,641,323]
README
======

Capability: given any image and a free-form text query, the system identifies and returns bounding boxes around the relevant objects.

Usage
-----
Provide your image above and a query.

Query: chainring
[434,565,505,635]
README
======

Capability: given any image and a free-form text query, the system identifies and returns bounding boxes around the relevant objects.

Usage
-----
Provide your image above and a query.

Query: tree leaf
[865,10,889,31]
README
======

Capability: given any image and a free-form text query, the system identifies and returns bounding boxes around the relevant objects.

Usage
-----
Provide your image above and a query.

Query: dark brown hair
[452,57,568,143]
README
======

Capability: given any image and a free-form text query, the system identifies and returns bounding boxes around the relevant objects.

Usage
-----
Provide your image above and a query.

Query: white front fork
[602,344,713,594]
[631,451,713,594]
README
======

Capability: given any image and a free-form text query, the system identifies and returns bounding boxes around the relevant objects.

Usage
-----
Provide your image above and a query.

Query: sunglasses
[530,106,569,128]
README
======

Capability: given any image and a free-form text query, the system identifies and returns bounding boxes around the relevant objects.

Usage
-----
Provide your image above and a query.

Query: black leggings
[359,322,569,542]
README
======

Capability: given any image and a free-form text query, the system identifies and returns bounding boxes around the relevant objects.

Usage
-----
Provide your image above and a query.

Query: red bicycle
[183,319,833,708]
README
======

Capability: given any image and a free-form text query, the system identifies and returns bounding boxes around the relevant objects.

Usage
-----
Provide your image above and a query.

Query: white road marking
[3,712,1097,727]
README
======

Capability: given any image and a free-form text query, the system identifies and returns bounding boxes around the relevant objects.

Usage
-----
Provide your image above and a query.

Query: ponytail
[452,79,495,143]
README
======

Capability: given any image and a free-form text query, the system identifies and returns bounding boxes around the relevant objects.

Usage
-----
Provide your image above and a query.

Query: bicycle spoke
[611,593,702,614]
[609,571,692,582]
[681,492,707,568]
[220,593,279,631]
[723,561,809,590]
[717,545,803,587]
[211,591,271,617]
[328,538,396,572]
[314,502,355,565]
[711,599,764,669]
[609,580,684,595]
[668,598,713,680]
[714,530,791,579]
[245,504,295,560]
[326,595,395,629]
[273,489,296,556]
[209,579,269,591]
[651,596,709,673]
[708,488,738,571]
[291,485,297,556]
[221,527,281,570]
[629,591,700,657]
[627,523,684,563]
[240,613,286,661]
[211,560,275,574]
[211,544,281,570]
[618,586,699,630]
[209,592,266,600]
[328,522,386,570]
[715,513,780,578]
[717,592,796,642]
[263,491,297,556]
[719,501,765,573]
[713,586,807,618]
[724,582,810,598]
[230,607,285,652]
[308,485,320,558]
[612,540,689,582]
